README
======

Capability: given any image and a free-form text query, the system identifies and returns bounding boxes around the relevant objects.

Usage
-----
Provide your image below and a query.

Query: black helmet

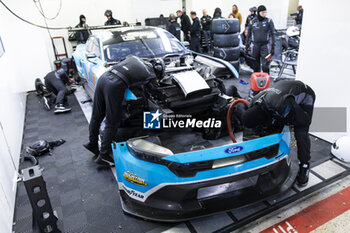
[26,140,50,156]
[105,9,112,17]
[56,68,69,84]
[111,55,156,87]
[249,7,257,12]
[149,58,165,79]
[214,7,222,16]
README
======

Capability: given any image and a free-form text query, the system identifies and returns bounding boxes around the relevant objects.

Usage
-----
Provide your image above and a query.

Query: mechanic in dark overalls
[245,5,275,73]
[168,13,181,41]
[245,7,257,28]
[176,10,191,42]
[104,10,121,26]
[190,11,201,53]
[243,79,316,187]
[75,15,90,44]
[43,68,72,113]
[84,56,158,166]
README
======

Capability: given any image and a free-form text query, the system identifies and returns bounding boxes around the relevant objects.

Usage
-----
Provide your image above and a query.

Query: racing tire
[230,60,240,73]
[212,18,240,34]
[213,33,240,47]
[213,47,240,61]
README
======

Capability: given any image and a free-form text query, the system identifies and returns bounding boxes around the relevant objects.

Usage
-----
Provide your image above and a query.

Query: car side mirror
[85,53,97,59]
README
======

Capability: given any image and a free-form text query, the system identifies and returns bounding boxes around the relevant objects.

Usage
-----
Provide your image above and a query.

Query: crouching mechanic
[243,79,316,186]
[43,68,73,113]
[83,56,159,166]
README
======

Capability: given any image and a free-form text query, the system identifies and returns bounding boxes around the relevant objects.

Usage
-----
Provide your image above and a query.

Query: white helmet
[331,136,350,163]
[286,26,300,37]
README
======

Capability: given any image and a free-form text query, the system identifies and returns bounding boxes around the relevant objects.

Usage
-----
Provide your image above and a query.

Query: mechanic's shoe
[54,104,71,114]
[43,97,51,110]
[95,154,115,167]
[240,63,253,72]
[297,163,310,187]
[83,142,99,156]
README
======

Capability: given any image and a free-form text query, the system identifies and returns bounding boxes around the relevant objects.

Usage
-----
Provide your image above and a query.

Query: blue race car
[73,26,296,221]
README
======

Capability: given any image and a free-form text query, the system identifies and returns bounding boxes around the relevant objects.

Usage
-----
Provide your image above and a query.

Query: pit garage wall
[0,1,52,232]
[186,0,290,30]
[15,0,183,70]
[296,0,350,142]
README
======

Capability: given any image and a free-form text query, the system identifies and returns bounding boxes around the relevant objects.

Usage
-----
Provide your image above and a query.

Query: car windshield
[103,28,187,62]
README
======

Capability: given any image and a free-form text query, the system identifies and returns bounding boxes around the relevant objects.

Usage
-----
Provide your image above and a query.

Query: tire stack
[212,18,241,74]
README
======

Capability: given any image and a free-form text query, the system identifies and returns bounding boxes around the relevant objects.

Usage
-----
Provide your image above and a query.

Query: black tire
[212,18,240,34]
[230,60,240,73]
[213,47,240,61]
[213,33,240,47]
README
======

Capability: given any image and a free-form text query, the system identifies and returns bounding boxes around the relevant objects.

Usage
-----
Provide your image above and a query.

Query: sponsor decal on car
[123,171,148,186]
[224,146,244,154]
[120,183,145,201]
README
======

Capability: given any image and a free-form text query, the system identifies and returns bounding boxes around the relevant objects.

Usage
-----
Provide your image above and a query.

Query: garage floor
[12,71,349,233]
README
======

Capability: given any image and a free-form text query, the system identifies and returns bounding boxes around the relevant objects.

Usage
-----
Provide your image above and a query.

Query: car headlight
[126,138,173,164]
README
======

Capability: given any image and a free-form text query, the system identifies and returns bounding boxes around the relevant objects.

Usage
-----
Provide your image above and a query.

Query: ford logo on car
[225,146,243,154]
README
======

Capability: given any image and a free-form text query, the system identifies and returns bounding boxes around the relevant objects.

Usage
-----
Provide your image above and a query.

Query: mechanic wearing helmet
[245,6,257,27]
[213,7,223,19]
[84,56,160,166]
[104,10,121,26]
[75,15,90,44]
[168,13,181,41]
[245,5,275,73]
[243,79,316,187]
[43,67,72,113]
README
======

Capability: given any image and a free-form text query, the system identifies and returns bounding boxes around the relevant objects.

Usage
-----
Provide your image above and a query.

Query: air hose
[226,99,249,143]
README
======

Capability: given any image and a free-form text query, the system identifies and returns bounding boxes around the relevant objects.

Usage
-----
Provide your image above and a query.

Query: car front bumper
[112,127,297,222]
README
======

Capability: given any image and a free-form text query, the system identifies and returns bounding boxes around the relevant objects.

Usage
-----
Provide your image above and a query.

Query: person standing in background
[104,10,121,26]
[213,7,223,19]
[245,5,275,73]
[169,13,181,41]
[232,4,242,25]
[75,15,90,44]
[176,10,191,42]
[292,5,304,28]
[201,9,212,52]
[245,7,257,28]
[190,11,201,53]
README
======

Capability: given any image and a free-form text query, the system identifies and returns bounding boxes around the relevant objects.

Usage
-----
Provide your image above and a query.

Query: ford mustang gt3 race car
[73,26,297,221]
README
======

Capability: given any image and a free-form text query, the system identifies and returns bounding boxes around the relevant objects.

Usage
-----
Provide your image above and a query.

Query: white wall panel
[296,0,350,142]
